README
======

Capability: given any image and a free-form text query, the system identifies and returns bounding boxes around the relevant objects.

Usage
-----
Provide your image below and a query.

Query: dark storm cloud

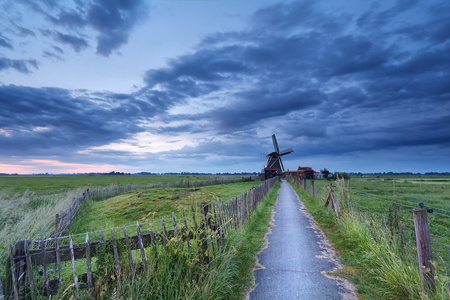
[1,0,148,61]
[41,0,149,56]
[0,85,159,156]
[87,0,148,56]
[209,89,324,131]
[0,57,38,73]
[144,47,249,87]
[140,0,449,159]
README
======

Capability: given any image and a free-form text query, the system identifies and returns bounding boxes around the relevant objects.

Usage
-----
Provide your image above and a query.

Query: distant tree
[320,168,331,177]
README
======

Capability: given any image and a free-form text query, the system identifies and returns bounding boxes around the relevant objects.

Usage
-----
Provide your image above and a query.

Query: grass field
[313,176,450,251]
[0,175,257,257]
[0,175,226,196]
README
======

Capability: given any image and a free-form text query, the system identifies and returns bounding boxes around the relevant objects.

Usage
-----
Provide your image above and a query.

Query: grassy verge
[289,179,450,300]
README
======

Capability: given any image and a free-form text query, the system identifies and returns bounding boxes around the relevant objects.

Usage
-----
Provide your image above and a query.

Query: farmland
[0,174,227,196]
[313,176,450,250]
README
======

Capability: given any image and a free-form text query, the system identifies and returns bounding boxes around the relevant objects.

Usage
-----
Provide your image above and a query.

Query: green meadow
[0,175,256,253]
[0,175,218,196]
[68,180,261,235]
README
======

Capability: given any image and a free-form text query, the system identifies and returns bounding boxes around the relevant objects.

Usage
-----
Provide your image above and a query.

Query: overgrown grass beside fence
[1,177,277,299]
[286,175,450,300]
[0,176,257,256]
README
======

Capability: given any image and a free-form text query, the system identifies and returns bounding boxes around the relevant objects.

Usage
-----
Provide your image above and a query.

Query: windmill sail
[279,148,293,156]
[272,134,280,154]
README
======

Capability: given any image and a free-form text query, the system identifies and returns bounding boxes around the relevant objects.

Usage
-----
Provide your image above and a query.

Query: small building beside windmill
[284,166,318,179]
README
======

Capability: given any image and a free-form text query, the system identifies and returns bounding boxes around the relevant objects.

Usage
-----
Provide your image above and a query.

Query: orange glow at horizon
[0,159,119,174]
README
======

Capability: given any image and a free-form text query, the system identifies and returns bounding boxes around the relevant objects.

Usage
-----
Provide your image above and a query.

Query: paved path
[249,180,355,300]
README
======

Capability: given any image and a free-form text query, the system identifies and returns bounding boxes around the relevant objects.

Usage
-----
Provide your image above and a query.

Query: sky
[0,0,449,174]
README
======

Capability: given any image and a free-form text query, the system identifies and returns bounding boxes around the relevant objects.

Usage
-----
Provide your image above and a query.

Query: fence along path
[1,177,277,299]
[286,174,450,298]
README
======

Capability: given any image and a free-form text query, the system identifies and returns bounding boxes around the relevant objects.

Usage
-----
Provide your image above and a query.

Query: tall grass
[0,188,85,250]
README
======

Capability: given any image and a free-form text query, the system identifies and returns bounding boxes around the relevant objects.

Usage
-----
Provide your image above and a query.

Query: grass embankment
[69,181,261,235]
[71,180,281,299]
[289,178,450,300]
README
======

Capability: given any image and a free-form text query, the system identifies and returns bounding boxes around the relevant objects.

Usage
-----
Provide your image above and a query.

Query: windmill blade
[279,148,293,156]
[280,157,285,171]
[272,134,280,154]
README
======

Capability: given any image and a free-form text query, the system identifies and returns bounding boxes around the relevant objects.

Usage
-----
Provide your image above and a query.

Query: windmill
[263,134,293,179]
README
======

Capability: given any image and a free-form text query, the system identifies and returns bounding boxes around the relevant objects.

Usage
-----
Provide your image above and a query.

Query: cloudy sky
[0,0,449,174]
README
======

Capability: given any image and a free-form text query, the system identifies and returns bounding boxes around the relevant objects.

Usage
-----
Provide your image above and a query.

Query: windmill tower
[263,134,293,179]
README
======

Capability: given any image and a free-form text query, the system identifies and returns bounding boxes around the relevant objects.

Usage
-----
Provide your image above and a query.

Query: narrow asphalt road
[249,180,356,300]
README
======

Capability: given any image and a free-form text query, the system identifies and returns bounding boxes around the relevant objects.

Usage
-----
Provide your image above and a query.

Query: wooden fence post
[111,229,122,291]
[199,202,210,264]
[24,241,36,299]
[55,237,63,288]
[311,180,315,197]
[182,210,191,253]
[172,213,179,240]
[13,240,27,297]
[85,233,93,291]
[413,208,435,295]
[191,205,198,232]
[136,222,147,271]
[69,235,80,299]
[123,226,135,277]
[161,217,168,252]
[324,185,341,218]
[40,238,50,297]
[8,245,18,300]
[330,186,341,218]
